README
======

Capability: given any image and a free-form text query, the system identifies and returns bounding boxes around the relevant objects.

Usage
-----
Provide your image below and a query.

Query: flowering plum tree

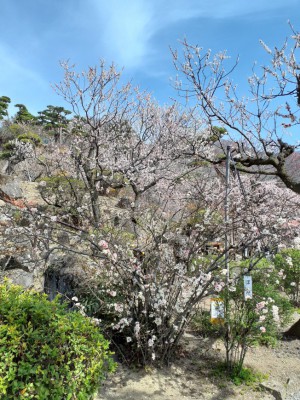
[274,249,300,305]
[1,57,300,366]
[53,60,209,227]
[13,158,298,365]
[171,24,300,194]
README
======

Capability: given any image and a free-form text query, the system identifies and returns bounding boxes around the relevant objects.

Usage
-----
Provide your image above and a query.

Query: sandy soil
[96,316,300,400]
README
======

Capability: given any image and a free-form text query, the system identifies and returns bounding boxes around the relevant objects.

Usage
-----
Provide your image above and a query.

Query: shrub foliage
[0,281,115,400]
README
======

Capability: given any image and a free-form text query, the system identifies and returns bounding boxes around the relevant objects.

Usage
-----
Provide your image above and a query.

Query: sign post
[244,276,253,300]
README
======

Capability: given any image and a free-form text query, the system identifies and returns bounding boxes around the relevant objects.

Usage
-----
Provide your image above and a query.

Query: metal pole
[225,145,231,371]
[225,145,231,284]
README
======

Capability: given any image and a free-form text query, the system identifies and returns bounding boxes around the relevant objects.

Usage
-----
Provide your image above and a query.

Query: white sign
[244,276,252,300]
[210,298,224,320]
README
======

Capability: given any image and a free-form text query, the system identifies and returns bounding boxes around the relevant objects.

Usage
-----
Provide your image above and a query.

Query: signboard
[244,276,252,300]
[210,298,224,325]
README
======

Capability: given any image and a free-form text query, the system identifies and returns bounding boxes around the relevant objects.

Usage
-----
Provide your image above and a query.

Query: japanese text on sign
[244,276,252,300]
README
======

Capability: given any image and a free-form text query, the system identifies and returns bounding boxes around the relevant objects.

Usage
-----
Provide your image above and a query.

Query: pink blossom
[214,282,225,292]
[99,240,109,249]
[114,303,124,312]
[255,301,266,311]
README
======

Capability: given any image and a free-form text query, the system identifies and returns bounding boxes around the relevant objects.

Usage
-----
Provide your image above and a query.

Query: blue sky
[0,0,299,116]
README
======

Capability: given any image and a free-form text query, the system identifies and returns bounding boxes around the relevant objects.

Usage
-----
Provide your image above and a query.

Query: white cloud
[80,0,297,70]
[83,0,155,68]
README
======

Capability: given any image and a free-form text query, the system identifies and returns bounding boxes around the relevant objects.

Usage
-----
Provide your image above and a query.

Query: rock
[117,197,132,209]
[32,268,45,292]
[0,174,22,198]
[19,181,45,206]
[44,252,102,299]
[13,159,44,181]
[285,318,300,339]
[0,160,9,174]
[0,175,44,207]
[259,381,285,400]
[4,269,34,288]
[0,256,30,272]
[57,231,70,245]
[0,215,10,226]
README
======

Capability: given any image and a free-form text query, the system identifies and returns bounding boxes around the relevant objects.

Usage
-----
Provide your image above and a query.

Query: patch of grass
[213,363,268,387]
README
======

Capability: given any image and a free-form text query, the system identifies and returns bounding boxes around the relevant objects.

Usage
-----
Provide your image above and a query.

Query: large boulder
[0,174,45,207]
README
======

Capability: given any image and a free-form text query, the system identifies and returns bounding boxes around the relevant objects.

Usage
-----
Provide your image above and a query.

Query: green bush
[207,258,294,375]
[17,132,42,146]
[213,363,267,386]
[0,124,24,145]
[0,280,116,399]
[189,309,223,337]
[274,249,300,305]
[0,150,12,160]
[3,141,15,151]
[8,124,26,137]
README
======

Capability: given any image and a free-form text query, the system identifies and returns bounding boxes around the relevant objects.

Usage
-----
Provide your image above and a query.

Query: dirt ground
[96,327,300,400]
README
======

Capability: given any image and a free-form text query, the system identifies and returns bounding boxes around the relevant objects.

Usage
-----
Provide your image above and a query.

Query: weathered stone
[259,381,284,400]
[19,181,45,206]
[0,160,9,174]
[0,215,10,226]
[0,256,30,272]
[0,174,22,198]
[4,269,34,288]
[117,197,132,209]
[285,318,300,339]
[13,159,44,181]
[32,267,45,292]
